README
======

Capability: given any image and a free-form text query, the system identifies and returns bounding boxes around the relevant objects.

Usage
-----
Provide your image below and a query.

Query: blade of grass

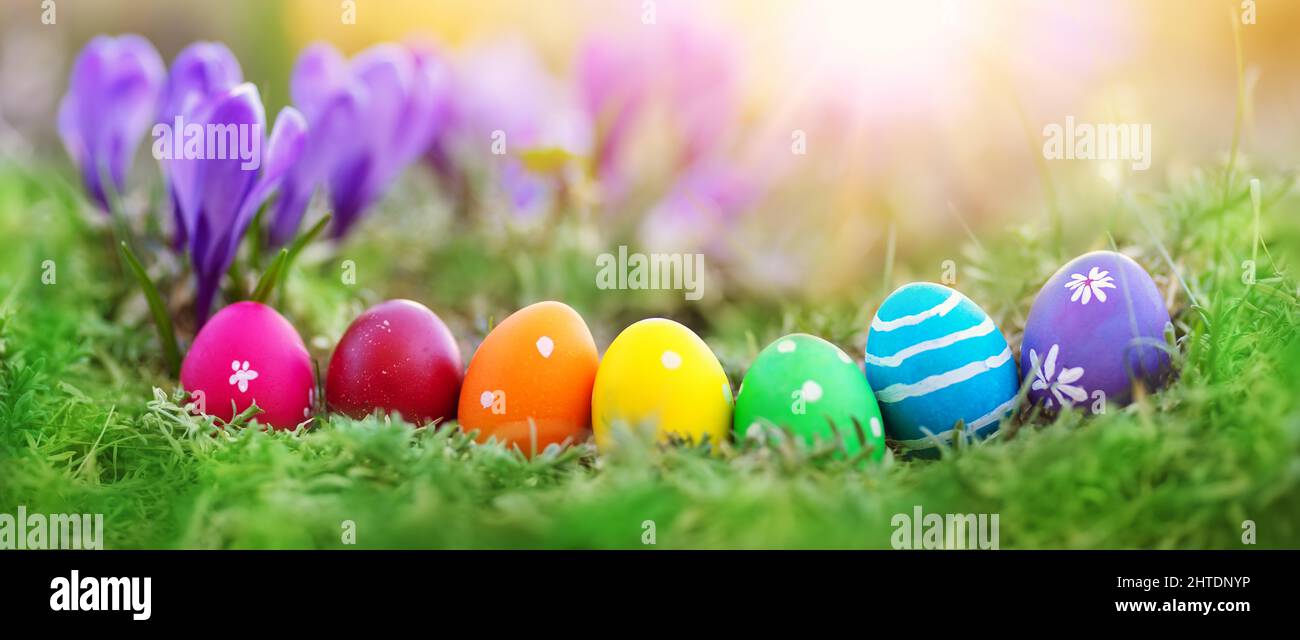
[274,213,332,307]
[118,241,182,375]
[250,248,289,303]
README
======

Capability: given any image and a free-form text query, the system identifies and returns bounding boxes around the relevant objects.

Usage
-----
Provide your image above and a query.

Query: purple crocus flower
[57,35,165,212]
[574,20,737,202]
[575,34,648,182]
[269,42,451,245]
[168,83,306,324]
[158,42,243,248]
[639,163,758,257]
[445,39,590,223]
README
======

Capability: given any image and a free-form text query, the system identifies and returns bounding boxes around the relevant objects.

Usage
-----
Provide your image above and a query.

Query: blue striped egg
[865,283,1018,457]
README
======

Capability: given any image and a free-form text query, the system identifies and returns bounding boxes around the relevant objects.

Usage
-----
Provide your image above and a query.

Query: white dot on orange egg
[536,336,554,358]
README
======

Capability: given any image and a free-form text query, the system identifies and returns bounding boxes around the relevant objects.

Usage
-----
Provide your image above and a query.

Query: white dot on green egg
[661,350,682,369]
[837,350,852,364]
[536,335,554,358]
[777,340,796,353]
[801,380,823,402]
[870,417,882,438]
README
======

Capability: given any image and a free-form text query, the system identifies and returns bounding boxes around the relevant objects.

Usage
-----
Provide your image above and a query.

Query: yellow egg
[592,318,733,449]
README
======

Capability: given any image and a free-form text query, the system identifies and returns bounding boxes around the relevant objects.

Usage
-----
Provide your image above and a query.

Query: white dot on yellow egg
[661,350,682,369]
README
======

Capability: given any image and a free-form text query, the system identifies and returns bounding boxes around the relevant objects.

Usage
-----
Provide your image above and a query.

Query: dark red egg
[326,299,463,425]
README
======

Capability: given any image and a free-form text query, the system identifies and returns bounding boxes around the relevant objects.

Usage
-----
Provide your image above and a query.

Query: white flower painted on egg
[1029,344,1086,408]
[228,360,258,393]
[1064,266,1116,305]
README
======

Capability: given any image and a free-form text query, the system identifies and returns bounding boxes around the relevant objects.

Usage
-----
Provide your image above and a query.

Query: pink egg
[180,301,315,429]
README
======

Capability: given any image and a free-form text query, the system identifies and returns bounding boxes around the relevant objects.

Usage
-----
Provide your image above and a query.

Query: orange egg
[457,301,599,455]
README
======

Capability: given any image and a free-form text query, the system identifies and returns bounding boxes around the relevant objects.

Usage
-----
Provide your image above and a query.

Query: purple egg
[1021,250,1171,413]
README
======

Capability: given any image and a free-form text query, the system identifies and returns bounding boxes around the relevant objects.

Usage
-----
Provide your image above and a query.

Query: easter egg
[1021,250,1171,412]
[326,299,463,425]
[457,301,598,454]
[180,301,315,429]
[734,333,886,460]
[865,283,1018,456]
[592,318,732,449]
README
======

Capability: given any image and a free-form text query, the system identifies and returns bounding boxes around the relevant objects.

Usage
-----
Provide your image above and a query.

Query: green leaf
[248,213,332,306]
[274,213,333,306]
[285,213,332,268]
[118,241,182,376]
[250,248,289,303]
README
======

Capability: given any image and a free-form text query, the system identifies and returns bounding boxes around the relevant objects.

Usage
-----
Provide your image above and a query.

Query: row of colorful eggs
[179,250,1173,458]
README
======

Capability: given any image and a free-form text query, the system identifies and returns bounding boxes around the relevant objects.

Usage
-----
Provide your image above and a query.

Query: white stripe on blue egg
[865,283,1018,454]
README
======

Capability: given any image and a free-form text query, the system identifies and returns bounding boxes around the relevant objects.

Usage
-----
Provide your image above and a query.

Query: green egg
[734,333,886,460]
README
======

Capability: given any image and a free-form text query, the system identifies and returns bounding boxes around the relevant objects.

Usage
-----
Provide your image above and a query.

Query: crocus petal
[188,84,265,323]
[576,34,649,178]
[160,42,243,124]
[226,106,307,259]
[399,44,452,165]
[270,88,362,245]
[334,44,411,221]
[59,35,165,211]
[160,42,243,247]
[273,42,451,243]
[290,43,352,120]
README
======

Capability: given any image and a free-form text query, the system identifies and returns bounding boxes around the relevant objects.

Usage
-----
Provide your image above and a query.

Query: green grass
[1,159,1298,549]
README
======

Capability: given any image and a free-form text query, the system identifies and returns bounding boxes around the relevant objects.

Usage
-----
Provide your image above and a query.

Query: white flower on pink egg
[1064,266,1116,305]
[228,360,259,393]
